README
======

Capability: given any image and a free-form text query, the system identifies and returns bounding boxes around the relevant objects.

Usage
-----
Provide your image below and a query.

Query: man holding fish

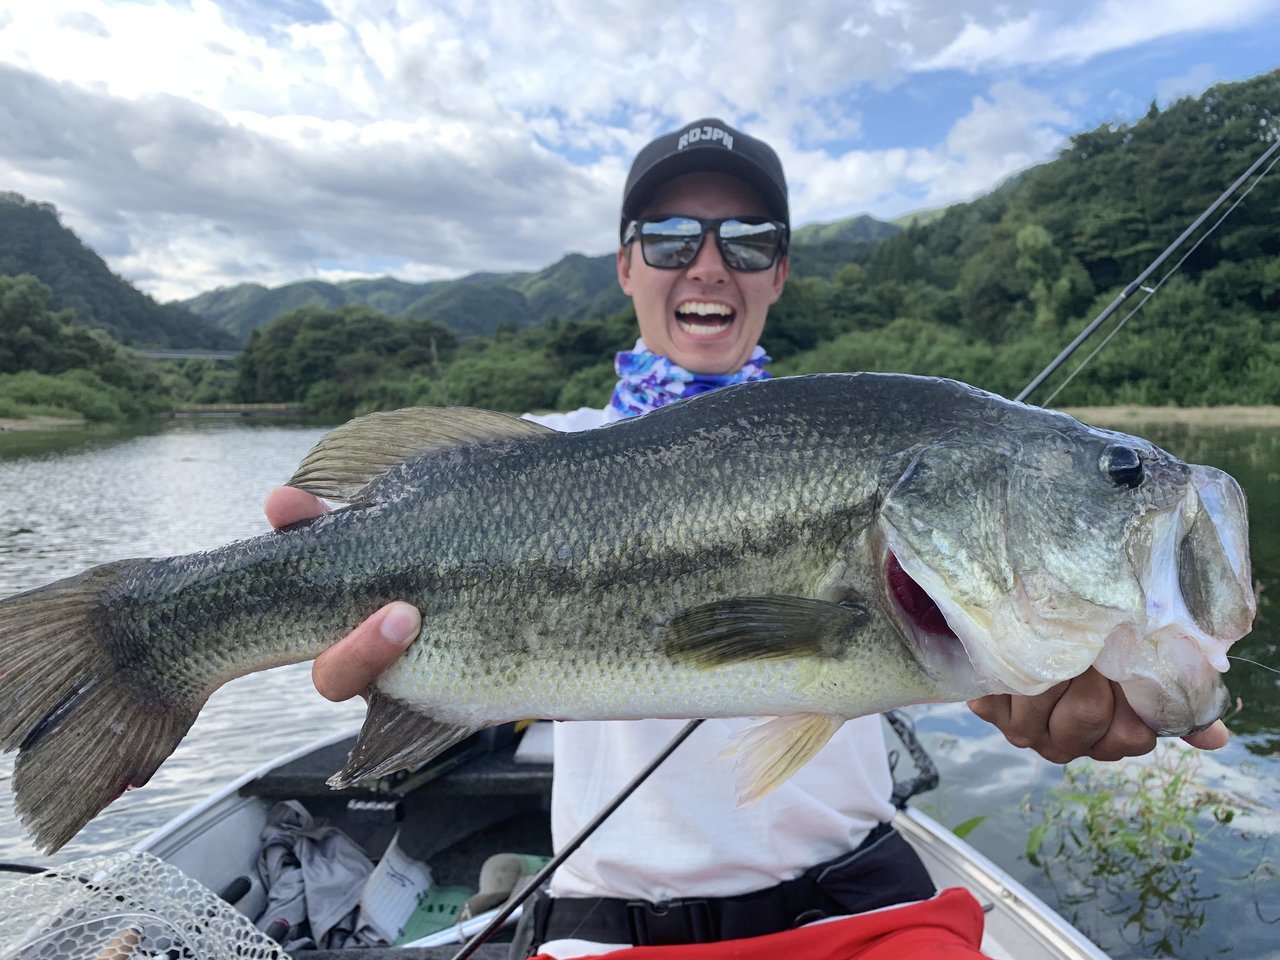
[265,118,1235,959]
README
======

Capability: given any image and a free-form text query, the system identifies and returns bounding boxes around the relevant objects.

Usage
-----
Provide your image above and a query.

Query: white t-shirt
[523,405,897,903]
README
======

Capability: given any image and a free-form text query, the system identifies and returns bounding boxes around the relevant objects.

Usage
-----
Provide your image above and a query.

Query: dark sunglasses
[623,216,788,272]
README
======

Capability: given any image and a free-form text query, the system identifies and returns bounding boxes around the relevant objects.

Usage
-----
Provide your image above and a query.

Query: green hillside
[0,194,236,349]
[180,254,625,343]
[178,215,900,342]
[790,214,901,245]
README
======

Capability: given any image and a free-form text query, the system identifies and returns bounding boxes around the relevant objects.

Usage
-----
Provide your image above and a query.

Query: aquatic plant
[1024,744,1238,957]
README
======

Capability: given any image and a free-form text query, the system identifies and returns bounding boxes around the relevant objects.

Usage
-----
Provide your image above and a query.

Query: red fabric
[531,886,989,960]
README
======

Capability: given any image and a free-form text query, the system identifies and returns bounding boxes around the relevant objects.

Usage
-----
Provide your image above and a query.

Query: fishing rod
[449,718,704,960]
[1017,133,1280,404]
[451,128,1280,960]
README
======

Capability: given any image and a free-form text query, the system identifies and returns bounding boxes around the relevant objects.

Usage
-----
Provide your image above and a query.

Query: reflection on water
[0,417,1277,960]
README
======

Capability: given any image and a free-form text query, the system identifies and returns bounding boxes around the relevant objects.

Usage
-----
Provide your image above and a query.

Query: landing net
[0,853,288,960]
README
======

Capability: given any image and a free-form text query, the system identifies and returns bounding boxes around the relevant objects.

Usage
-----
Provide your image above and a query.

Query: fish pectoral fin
[289,406,552,503]
[662,595,869,667]
[328,692,479,787]
[726,713,846,803]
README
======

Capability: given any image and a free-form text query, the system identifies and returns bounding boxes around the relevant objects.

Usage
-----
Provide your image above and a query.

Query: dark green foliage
[0,274,164,419]
[0,194,236,349]
[235,305,458,417]
[235,293,641,418]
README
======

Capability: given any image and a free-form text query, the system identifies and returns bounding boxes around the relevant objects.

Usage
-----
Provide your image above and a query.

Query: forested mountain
[0,195,236,349]
[772,68,1280,405]
[180,216,901,342]
[233,68,1280,417]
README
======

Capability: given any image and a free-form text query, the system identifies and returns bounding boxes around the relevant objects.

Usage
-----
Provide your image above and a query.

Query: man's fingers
[1183,719,1230,751]
[312,602,421,702]
[264,485,329,530]
[971,667,1230,762]
[970,669,1128,764]
[1084,683,1156,761]
[1042,669,1117,762]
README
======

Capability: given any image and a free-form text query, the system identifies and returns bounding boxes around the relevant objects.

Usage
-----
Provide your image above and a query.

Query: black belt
[529,822,935,948]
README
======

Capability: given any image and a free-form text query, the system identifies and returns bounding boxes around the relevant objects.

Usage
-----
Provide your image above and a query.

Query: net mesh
[0,853,289,960]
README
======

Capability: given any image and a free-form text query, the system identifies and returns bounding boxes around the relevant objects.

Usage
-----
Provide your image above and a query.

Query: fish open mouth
[883,549,983,698]
[886,551,955,640]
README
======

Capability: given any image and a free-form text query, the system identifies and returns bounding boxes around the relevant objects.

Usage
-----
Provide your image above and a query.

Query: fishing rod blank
[1017,133,1280,404]
[450,719,705,960]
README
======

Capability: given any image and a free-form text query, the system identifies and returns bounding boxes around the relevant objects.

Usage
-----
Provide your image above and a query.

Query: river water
[0,417,1276,960]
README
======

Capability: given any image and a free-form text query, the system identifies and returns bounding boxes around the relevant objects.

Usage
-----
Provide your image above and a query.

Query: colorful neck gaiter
[609,339,772,420]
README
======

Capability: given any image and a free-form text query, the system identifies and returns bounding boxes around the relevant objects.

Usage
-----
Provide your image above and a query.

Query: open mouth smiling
[676,300,734,337]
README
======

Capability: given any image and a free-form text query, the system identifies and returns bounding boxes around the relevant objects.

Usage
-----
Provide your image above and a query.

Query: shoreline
[1062,405,1280,427]
[4,406,1280,433]
[0,416,85,432]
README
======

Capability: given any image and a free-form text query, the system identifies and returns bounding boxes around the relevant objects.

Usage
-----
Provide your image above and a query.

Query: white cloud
[923,0,1273,70]
[788,80,1074,224]
[0,0,1274,299]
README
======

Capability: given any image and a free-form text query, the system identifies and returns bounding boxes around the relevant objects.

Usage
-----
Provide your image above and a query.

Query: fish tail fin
[0,561,201,852]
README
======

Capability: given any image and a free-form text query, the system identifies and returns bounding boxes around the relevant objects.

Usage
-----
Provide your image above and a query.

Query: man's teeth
[676,302,733,336]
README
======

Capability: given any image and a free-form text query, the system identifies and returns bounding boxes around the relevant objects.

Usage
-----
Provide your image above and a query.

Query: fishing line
[1039,145,1280,408]
[1227,655,1280,676]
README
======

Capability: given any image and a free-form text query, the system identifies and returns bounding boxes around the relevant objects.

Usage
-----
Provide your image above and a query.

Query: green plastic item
[395,884,475,943]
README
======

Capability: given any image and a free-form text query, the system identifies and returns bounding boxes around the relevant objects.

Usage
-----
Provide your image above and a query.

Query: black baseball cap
[619,117,789,241]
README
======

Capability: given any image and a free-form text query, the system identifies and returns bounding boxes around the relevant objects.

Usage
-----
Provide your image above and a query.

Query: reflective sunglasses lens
[719,220,781,271]
[638,217,705,268]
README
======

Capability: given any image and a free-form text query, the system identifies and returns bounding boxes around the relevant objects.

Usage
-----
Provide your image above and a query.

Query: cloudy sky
[1,1,1278,303]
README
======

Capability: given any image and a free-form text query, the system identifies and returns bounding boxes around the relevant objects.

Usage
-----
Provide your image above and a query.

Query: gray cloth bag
[256,799,382,949]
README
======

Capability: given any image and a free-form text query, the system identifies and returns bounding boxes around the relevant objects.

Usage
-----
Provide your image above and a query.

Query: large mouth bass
[0,373,1255,851]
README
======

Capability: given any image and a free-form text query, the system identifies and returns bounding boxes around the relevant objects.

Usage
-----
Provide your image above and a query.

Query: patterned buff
[609,340,772,420]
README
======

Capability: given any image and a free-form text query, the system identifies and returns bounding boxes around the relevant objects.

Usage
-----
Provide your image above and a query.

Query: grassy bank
[1063,406,1280,427]
[0,415,85,431]
[5,404,1280,435]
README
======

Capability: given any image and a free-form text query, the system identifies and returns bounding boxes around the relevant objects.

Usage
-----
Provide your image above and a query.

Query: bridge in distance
[133,349,240,362]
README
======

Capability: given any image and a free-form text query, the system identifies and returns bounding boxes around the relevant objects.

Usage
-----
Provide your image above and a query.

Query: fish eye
[1101,444,1143,488]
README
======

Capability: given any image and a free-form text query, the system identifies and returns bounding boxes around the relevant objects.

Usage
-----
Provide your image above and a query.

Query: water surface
[0,417,1275,960]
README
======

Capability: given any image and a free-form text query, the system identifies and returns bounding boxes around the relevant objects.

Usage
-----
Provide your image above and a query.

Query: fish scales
[0,372,1255,851]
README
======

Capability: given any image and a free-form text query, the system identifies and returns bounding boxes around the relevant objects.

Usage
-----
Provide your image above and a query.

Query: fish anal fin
[663,595,869,668]
[328,693,479,787]
[726,713,846,804]
[289,406,552,503]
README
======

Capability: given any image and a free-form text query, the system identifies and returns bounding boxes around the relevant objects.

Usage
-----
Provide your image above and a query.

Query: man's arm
[267,486,1229,758]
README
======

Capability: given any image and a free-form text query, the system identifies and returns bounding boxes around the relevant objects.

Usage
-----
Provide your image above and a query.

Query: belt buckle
[626,899,717,945]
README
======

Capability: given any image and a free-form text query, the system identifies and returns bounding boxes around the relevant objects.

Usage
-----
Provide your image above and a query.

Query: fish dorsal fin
[288,406,552,502]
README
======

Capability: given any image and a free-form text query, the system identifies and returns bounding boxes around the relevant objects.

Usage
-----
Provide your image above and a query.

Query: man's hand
[968,667,1229,764]
[264,487,419,702]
